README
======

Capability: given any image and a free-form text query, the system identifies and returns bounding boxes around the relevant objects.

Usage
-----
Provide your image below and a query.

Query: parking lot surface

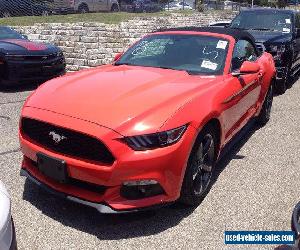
[0,79,299,250]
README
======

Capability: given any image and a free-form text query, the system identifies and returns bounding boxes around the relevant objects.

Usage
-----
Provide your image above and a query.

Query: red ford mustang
[19,27,276,213]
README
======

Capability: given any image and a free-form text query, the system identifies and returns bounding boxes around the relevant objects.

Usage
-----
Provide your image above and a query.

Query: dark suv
[230,8,300,94]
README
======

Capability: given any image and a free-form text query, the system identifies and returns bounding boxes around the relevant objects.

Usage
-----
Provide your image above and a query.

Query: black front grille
[21,118,115,164]
[6,53,60,62]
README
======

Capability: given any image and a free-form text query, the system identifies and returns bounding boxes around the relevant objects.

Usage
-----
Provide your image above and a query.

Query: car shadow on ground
[22,119,261,240]
[0,83,39,93]
[287,72,300,90]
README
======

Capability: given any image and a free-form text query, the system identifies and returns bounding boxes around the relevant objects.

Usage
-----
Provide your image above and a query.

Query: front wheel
[111,4,120,12]
[179,125,217,206]
[257,83,274,126]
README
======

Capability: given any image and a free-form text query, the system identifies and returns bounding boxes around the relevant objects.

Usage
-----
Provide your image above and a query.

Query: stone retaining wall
[15,12,236,71]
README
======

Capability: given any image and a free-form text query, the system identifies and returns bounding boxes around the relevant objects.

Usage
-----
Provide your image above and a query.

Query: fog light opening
[121,180,164,200]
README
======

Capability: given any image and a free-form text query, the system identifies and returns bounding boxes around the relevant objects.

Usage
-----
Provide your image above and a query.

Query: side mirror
[232,61,260,77]
[114,52,123,62]
[22,34,28,40]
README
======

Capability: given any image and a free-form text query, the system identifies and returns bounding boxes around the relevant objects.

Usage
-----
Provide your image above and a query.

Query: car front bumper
[19,107,196,212]
[0,56,66,86]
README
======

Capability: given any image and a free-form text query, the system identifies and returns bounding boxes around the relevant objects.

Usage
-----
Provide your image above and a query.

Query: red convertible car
[19,27,276,213]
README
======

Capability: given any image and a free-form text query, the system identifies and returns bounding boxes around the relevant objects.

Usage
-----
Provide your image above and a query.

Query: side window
[231,40,257,71]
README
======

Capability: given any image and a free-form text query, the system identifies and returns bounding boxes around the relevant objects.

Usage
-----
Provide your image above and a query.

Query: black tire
[257,82,274,126]
[179,124,218,206]
[78,4,89,14]
[276,66,290,94]
[111,4,120,12]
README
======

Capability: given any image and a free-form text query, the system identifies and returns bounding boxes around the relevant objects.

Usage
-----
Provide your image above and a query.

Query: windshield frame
[115,33,230,76]
[230,11,294,34]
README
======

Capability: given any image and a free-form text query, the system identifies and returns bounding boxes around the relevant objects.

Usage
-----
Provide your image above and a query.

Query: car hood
[247,30,292,44]
[0,39,58,55]
[25,65,221,135]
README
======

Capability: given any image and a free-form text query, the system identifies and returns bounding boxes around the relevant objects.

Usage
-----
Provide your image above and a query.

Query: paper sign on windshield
[201,60,218,70]
[216,40,228,50]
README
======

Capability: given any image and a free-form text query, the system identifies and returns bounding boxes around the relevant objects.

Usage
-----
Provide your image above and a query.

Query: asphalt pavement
[0,79,299,250]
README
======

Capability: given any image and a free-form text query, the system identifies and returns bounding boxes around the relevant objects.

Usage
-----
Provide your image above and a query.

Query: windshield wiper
[114,62,136,66]
[186,70,203,75]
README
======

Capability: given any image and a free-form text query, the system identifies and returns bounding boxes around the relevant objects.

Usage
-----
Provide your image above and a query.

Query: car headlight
[124,124,188,151]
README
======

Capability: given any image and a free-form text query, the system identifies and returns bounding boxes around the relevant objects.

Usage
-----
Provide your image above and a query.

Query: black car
[230,8,300,94]
[0,0,51,17]
[0,26,65,87]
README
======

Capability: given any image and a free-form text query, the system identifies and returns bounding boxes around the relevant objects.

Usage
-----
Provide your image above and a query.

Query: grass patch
[0,11,198,26]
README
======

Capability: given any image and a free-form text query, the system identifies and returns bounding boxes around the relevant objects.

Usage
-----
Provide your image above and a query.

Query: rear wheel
[179,125,217,206]
[78,4,89,14]
[257,82,274,126]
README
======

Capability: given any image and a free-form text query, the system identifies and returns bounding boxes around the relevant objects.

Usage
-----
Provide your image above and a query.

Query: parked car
[292,202,300,249]
[0,0,51,17]
[48,0,120,13]
[120,0,161,12]
[164,1,193,10]
[230,8,300,94]
[0,181,17,250]
[19,27,275,213]
[0,26,65,87]
[46,0,76,14]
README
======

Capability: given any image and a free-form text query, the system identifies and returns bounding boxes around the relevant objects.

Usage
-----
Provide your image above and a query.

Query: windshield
[230,12,293,33]
[0,27,24,40]
[116,34,229,75]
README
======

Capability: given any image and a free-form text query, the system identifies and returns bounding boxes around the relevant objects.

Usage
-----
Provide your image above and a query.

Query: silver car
[0,181,17,250]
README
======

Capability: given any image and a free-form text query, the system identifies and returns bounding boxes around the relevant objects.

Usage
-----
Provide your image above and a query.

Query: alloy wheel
[192,134,215,196]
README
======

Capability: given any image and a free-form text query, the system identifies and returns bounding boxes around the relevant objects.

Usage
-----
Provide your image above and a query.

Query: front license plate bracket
[36,152,68,183]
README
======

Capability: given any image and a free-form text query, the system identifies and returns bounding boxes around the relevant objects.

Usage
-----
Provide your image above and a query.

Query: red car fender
[255,52,276,115]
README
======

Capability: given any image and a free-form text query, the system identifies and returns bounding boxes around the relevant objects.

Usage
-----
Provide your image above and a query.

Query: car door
[222,39,262,142]
[95,0,108,11]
